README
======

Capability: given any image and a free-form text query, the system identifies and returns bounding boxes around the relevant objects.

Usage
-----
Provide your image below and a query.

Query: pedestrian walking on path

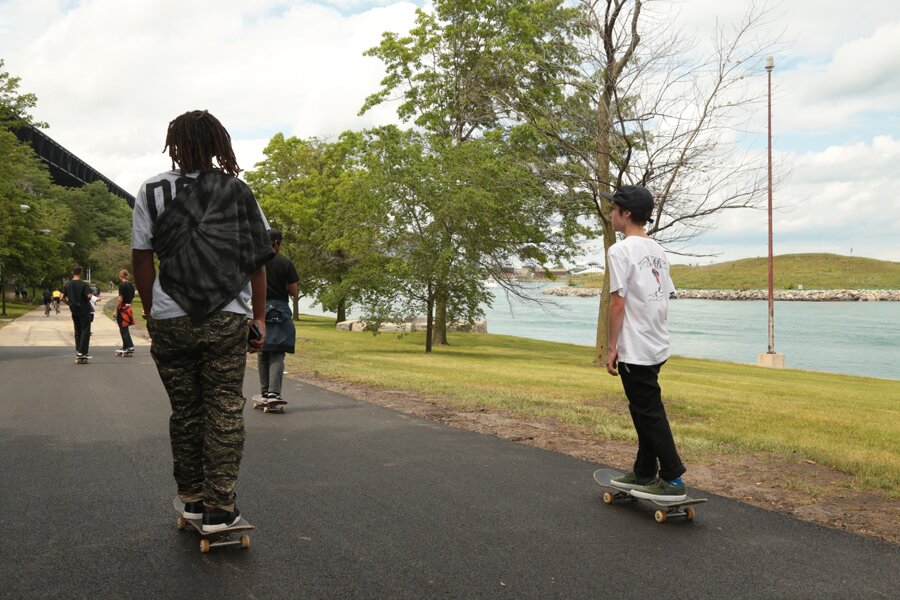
[132,109,273,533]
[61,265,93,360]
[257,228,299,405]
[603,185,687,501]
[115,269,136,354]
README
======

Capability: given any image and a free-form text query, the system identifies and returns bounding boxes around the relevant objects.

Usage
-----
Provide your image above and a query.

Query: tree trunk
[433,294,450,346]
[425,282,434,354]
[432,283,449,346]
[292,295,300,322]
[593,72,616,366]
[336,297,347,323]
[593,217,615,366]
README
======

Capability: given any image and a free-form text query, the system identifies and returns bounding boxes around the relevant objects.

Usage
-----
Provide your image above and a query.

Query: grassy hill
[670,254,900,290]
[572,253,900,290]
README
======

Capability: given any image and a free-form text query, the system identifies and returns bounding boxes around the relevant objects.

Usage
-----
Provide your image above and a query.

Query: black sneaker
[182,501,203,520]
[202,505,242,533]
[268,393,283,402]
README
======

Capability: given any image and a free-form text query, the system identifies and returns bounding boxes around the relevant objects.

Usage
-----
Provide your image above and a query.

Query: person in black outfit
[115,269,136,353]
[42,288,53,315]
[258,229,299,403]
[61,265,93,360]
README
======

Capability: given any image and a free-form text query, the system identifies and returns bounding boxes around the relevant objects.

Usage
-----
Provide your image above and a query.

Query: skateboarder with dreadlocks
[602,185,687,502]
[132,110,274,533]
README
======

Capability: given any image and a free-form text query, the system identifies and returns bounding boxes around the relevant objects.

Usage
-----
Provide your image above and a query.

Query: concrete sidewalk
[0,300,148,349]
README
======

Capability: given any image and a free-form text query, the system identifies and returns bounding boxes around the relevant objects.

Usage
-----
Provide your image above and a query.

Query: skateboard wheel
[602,492,614,505]
[654,510,667,524]
[240,534,250,549]
[200,539,210,553]
[685,507,696,521]
[177,517,186,530]
[263,406,269,413]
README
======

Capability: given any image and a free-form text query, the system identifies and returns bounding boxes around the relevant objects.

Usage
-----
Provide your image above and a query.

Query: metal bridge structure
[14,125,135,207]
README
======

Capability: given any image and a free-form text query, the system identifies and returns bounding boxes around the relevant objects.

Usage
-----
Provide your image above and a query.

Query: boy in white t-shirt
[602,185,686,501]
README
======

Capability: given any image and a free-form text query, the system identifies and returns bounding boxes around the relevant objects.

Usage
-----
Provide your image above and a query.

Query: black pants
[619,361,685,481]
[71,310,92,355]
[119,326,133,349]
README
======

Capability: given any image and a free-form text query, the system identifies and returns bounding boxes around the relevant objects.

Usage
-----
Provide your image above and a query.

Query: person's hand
[605,347,619,376]
[248,319,266,353]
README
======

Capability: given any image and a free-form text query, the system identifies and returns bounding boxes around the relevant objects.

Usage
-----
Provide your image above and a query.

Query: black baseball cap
[599,185,655,223]
[268,228,283,243]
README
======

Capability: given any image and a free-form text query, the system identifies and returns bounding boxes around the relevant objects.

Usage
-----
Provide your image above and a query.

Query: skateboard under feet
[75,356,89,365]
[173,497,254,554]
[252,394,287,413]
[593,468,707,524]
[115,349,134,357]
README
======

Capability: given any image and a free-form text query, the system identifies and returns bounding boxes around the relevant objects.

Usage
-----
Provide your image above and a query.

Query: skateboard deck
[173,497,254,553]
[75,357,89,364]
[252,394,287,413]
[115,349,133,357]
[593,468,707,523]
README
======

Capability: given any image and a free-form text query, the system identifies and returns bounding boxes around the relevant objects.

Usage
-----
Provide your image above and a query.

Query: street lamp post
[759,55,784,369]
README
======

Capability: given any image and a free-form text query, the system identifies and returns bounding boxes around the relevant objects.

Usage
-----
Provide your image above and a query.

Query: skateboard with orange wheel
[173,497,254,553]
[252,394,287,413]
[592,468,707,524]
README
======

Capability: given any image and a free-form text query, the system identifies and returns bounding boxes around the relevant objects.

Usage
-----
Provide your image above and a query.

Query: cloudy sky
[2,0,898,263]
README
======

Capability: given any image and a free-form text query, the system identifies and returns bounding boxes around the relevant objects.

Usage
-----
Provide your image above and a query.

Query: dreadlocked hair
[163,110,241,176]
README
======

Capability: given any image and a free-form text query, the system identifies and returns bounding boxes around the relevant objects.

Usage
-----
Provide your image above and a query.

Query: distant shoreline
[542,286,900,301]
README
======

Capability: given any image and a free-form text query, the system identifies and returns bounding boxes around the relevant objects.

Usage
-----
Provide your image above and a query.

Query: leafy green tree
[355,125,579,352]
[246,132,377,323]
[361,0,581,345]
[89,237,132,286]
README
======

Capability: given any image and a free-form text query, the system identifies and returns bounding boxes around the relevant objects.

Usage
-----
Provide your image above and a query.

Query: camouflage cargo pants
[148,312,248,508]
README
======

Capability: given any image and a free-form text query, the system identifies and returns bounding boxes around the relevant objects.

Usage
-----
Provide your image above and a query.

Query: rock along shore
[542,286,900,301]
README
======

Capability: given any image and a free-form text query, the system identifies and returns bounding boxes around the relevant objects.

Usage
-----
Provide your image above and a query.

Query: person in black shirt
[258,229,299,403]
[42,288,52,315]
[115,269,136,354]
[61,265,93,359]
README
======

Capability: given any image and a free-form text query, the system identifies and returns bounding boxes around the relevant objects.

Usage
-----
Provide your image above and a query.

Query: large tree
[361,0,580,345]
[246,132,378,323]
[353,125,579,353]
[513,0,780,364]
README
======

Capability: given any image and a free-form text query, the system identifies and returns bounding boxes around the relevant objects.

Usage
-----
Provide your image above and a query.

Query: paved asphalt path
[1,308,898,599]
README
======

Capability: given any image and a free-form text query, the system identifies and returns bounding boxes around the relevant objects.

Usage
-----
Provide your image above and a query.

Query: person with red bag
[115,269,136,355]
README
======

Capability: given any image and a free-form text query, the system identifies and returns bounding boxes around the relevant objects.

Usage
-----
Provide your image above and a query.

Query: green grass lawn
[571,253,900,290]
[0,300,38,327]
[287,315,900,495]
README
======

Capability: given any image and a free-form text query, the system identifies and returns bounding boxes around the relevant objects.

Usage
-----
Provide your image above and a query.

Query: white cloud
[687,136,900,261]
[4,0,418,193]
[2,0,899,262]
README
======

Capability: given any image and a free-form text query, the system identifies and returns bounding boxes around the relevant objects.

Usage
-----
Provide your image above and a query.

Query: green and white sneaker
[610,471,655,490]
[630,477,687,502]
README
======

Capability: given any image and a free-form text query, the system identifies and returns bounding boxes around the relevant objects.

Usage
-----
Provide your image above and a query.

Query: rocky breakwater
[542,286,601,297]
[543,285,899,301]
[337,317,488,333]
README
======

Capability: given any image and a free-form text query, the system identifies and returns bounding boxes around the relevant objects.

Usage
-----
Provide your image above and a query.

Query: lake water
[297,283,899,381]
